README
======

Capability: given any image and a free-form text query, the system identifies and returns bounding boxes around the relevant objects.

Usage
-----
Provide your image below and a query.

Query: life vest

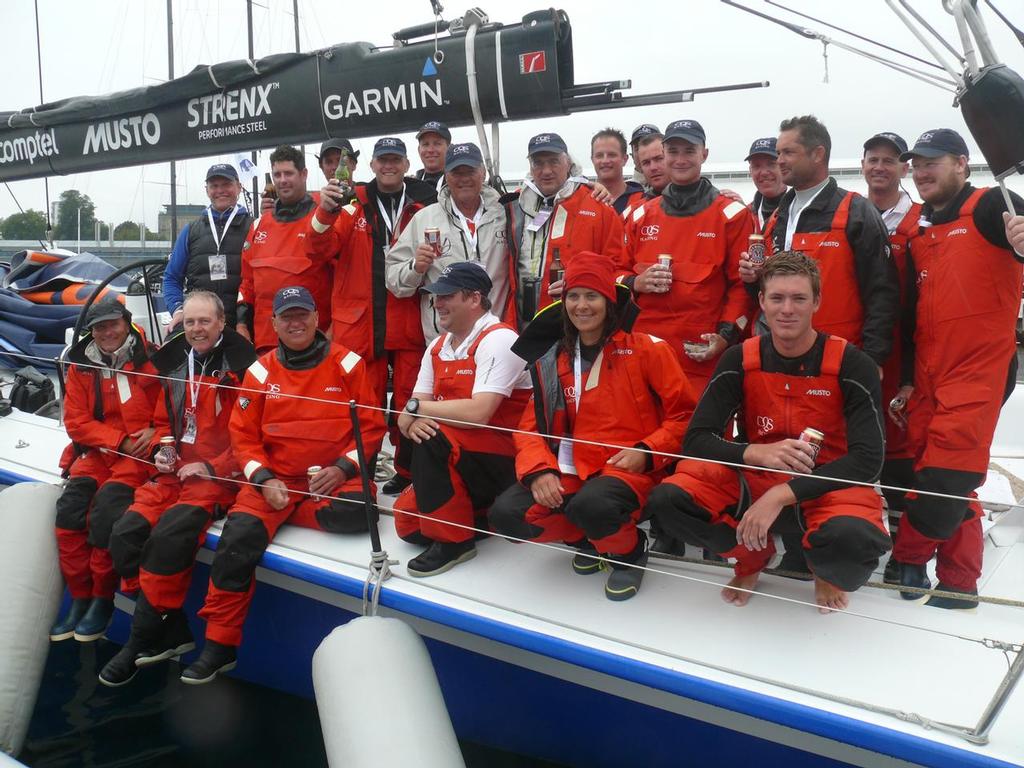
[184,209,251,326]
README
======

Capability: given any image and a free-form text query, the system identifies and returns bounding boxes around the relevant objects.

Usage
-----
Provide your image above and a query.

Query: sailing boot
[73,597,115,642]
[181,640,238,685]
[381,475,412,496]
[899,562,931,601]
[569,539,605,576]
[882,556,902,585]
[50,598,90,641]
[925,582,979,611]
[604,530,649,602]
[98,595,164,687]
[135,609,195,667]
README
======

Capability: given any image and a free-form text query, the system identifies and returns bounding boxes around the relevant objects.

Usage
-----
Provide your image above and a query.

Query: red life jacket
[765,192,863,345]
[428,323,530,456]
[741,335,849,465]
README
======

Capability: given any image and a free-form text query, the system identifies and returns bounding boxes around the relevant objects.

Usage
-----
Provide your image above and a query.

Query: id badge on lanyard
[526,204,553,233]
[182,350,203,444]
[207,205,239,281]
[556,339,582,476]
[377,190,406,257]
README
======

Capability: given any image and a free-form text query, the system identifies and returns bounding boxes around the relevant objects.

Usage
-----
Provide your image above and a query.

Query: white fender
[312,616,465,768]
[0,483,63,756]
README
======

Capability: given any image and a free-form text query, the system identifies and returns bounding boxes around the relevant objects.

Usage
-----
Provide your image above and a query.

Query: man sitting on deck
[646,251,891,612]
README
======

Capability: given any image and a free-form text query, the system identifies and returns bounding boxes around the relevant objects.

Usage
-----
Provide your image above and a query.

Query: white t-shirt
[413,312,532,397]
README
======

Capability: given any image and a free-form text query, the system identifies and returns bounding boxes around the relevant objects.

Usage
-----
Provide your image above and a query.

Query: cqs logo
[452,144,471,155]
[563,384,577,401]
[640,224,660,239]
[519,51,547,74]
[0,129,59,166]
[755,415,774,434]
[282,287,302,299]
[83,114,161,155]
[186,84,276,128]
[266,382,282,399]
[254,230,269,243]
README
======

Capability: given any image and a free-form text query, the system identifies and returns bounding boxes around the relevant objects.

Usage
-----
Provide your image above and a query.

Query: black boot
[381,475,412,495]
[73,597,115,642]
[50,598,90,641]
[605,530,649,602]
[925,582,979,610]
[882,556,901,585]
[569,539,605,576]
[899,562,931,600]
[135,609,195,667]
[407,540,476,577]
[181,640,238,685]
[97,595,164,687]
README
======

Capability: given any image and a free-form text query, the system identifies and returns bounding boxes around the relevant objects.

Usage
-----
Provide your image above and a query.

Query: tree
[113,220,141,240]
[54,189,99,241]
[1,209,47,240]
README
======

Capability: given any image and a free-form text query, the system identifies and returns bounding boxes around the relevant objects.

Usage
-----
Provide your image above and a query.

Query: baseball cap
[445,142,484,171]
[421,262,493,297]
[416,121,452,142]
[206,163,239,182]
[84,296,131,328]
[900,129,970,162]
[664,120,707,145]
[273,286,317,314]
[317,138,359,160]
[527,133,568,156]
[372,137,407,159]
[630,124,662,146]
[744,137,778,161]
[863,132,909,156]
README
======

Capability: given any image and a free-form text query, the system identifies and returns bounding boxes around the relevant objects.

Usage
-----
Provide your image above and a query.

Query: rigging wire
[32,0,52,246]
[2,183,48,249]
[983,0,1024,49]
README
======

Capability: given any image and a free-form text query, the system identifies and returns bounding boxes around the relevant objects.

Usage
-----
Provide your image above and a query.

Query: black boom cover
[959,64,1024,178]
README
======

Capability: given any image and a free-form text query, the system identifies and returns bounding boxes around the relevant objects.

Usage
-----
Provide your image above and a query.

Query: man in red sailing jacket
[237,144,333,352]
[504,132,625,317]
[51,297,160,643]
[890,129,1024,608]
[392,263,531,576]
[181,286,385,684]
[621,127,668,220]
[622,119,756,397]
[647,251,891,613]
[308,137,437,496]
[100,291,257,687]
[745,137,787,232]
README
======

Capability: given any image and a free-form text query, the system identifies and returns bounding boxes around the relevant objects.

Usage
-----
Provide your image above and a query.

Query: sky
[3,0,1024,231]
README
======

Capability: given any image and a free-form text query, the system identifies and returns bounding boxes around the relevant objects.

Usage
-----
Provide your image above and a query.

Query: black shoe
[605,532,649,602]
[882,557,901,585]
[181,640,238,685]
[571,542,606,576]
[381,475,412,495]
[925,582,979,610]
[73,597,115,642]
[135,610,195,667]
[98,644,141,687]
[407,540,476,577]
[899,562,931,600]
[50,598,90,641]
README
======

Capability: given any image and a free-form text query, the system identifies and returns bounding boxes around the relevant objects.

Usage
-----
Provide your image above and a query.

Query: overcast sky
[3,0,1024,230]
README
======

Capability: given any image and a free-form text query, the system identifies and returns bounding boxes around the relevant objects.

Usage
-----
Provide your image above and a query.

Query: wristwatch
[405,398,419,414]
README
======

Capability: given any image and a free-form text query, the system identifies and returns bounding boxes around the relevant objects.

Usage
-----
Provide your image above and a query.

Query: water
[20,638,564,768]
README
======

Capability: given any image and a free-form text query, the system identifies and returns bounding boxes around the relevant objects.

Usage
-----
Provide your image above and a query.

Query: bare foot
[722,573,760,606]
[814,577,849,614]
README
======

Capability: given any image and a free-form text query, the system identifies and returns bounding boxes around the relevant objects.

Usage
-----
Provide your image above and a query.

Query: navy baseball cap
[900,129,969,161]
[864,132,909,156]
[84,296,131,328]
[664,119,706,145]
[372,137,407,159]
[416,121,452,142]
[318,138,359,160]
[445,142,484,171]
[421,262,493,297]
[273,286,316,314]
[744,137,778,161]
[527,133,568,156]
[206,163,239,182]
[630,123,662,145]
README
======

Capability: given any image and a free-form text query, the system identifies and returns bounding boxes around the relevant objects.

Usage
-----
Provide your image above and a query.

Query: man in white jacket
[386,143,513,342]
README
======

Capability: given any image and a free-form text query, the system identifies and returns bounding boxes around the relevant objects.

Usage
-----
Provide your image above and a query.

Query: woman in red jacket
[488,251,695,601]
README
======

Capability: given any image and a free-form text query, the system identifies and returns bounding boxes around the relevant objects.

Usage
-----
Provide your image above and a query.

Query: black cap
[445,142,484,171]
[206,163,239,182]
[900,129,969,162]
[744,137,778,161]
[84,296,131,328]
[664,119,706,145]
[421,262,492,297]
[864,132,909,156]
[527,133,568,156]
[416,121,452,142]
[318,138,360,161]
[372,137,407,159]
[273,286,317,314]
[630,123,662,146]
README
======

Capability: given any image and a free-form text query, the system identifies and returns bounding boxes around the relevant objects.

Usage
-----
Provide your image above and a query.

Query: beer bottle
[549,247,565,284]
[333,149,356,205]
[263,172,277,201]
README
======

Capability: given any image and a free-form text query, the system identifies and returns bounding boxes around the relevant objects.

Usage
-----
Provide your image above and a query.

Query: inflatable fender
[0,483,63,756]
[312,616,465,768]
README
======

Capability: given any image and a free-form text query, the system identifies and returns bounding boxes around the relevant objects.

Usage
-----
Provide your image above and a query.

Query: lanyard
[376,189,406,245]
[572,337,582,418]
[186,349,207,410]
[207,204,240,255]
[453,201,483,253]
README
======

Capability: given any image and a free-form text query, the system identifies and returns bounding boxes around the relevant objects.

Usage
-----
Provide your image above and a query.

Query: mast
[247,0,258,204]
[293,0,304,160]
[33,0,52,246]
[167,0,178,242]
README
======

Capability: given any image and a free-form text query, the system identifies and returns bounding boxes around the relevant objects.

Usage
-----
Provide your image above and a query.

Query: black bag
[9,366,55,414]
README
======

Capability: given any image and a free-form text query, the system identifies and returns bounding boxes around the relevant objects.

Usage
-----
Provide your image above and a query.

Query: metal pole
[247,0,259,205]
[969,642,1024,744]
[293,0,304,160]
[167,0,179,242]
[76,207,81,253]
[348,400,383,553]
[33,0,52,247]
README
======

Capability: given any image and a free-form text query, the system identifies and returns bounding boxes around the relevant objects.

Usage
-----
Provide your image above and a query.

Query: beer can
[156,436,177,467]
[424,227,441,257]
[748,234,766,266]
[658,254,673,268]
[307,465,322,479]
[799,427,825,463]
[889,395,906,413]
[159,436,175,446]
[683,339,710,355]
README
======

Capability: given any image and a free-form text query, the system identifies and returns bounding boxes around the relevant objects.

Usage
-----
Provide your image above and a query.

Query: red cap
[563,251,617,304]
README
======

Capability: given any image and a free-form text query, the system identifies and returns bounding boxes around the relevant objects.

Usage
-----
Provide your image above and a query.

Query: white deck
[2,408,1023,766]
